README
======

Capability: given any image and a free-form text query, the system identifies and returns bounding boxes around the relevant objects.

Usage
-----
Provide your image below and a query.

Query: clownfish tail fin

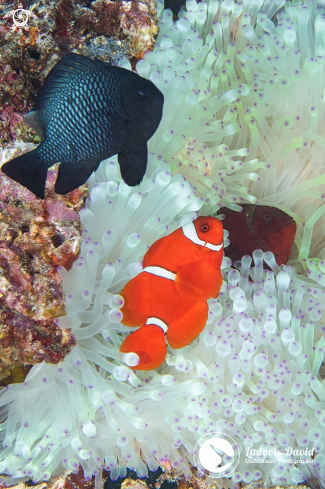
[120,324,167,371]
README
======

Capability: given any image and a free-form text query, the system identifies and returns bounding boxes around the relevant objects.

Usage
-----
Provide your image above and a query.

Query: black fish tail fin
[1,148,48,199]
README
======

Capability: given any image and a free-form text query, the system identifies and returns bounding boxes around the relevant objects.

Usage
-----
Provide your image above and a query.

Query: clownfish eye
[263,213,272,222]
[200,223,209,232]
[138,90,150,101]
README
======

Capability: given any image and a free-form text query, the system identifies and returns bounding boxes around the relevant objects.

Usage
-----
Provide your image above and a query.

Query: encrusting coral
[1,0,325,488]
[0,148,86,383]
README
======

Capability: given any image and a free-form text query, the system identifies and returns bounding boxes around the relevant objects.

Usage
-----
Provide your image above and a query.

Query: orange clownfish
[119,216,224,371]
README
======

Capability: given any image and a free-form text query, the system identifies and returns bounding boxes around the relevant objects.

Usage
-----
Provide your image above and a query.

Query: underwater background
[1,1,325,489]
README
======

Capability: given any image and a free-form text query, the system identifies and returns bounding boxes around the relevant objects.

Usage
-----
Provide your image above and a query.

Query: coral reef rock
[0,143,87,383]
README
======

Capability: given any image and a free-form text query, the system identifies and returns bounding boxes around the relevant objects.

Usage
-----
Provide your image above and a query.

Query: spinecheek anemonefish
[119,216,224,371]
[219,205,297,266]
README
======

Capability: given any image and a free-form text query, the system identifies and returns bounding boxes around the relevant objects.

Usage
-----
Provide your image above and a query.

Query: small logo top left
[3,3,37,32]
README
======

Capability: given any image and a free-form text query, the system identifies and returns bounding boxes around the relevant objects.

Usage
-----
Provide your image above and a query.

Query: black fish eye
[200,223,209,232]
[263,213,272,222]
[138,90,150,101]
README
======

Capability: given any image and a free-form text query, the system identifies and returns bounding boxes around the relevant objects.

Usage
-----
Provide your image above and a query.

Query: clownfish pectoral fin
[167,300,208,349]
[120,324,167,371]
[175,260,223,301]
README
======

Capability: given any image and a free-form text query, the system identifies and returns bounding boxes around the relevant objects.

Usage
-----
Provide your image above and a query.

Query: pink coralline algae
[119,0,159,59]
[0,144,89,383]
[0,105,24,141]
[0,62,35,147]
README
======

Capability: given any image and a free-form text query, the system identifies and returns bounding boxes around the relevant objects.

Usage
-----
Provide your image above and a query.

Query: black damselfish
[1,53,164,199]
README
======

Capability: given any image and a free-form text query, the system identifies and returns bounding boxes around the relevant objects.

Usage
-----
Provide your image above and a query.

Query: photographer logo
[3,3,37,32]
[194,432,240,478]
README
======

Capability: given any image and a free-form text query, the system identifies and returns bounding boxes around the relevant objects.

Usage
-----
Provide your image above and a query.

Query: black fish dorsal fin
[32,53,102,114]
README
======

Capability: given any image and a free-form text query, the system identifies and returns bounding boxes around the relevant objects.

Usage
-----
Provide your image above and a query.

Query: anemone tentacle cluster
[1,0,325,488]
[132,0,325,266]
[0,161,204,487]
[0,160,325,488]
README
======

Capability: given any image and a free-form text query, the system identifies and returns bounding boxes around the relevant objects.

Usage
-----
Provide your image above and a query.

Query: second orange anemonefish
[119,216,224,371]
[219,204,297,266]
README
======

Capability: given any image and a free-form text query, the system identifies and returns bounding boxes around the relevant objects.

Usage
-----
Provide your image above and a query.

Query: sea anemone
[134,0,325,268]
[1,160,325,488]
[1,0,325,488]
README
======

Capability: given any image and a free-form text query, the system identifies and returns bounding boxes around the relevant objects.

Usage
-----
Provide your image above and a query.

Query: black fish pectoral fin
[24,111,46,138]
[1,149,48,199]
[55,159,98,195]
[118,142,148,187]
